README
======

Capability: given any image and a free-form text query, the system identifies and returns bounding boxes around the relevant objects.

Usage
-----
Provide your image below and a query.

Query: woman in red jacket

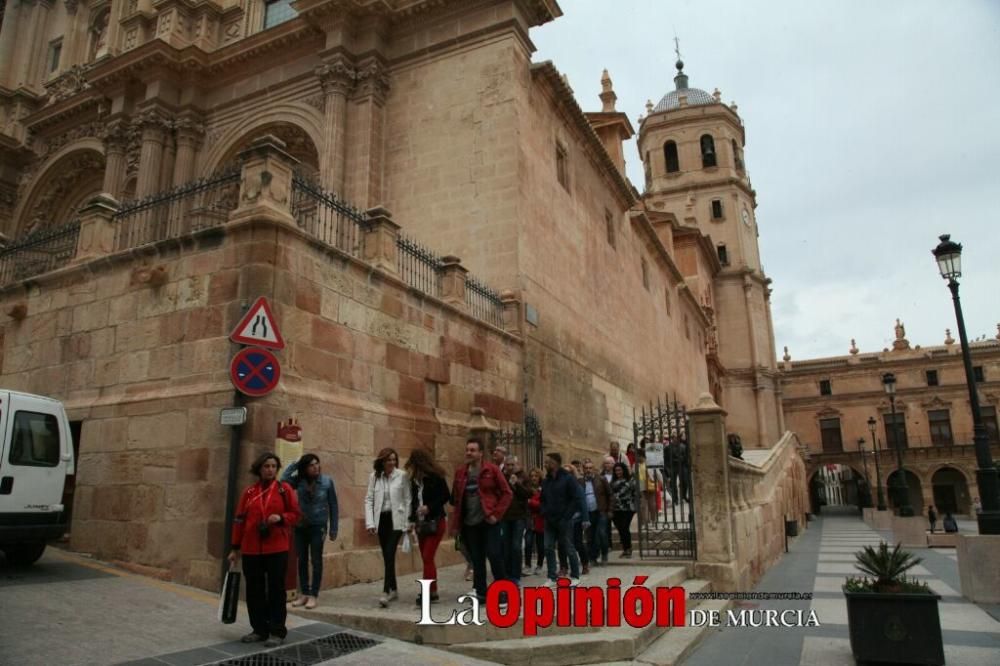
[227,452,302,647]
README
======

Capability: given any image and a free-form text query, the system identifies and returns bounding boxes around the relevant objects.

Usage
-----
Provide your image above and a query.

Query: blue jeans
[588,512,609,562]
[502,519,525,583]
[463,521,506,600]
[295,525,325,597]
[544,520,580,580]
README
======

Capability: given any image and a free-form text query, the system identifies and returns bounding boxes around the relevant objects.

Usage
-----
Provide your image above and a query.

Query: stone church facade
[0,0,790,589]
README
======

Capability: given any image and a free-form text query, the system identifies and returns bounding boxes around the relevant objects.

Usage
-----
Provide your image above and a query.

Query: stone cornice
[782,342,1000,375]
[584,111,635,140]
[531,61,638,210]
[640,101,745,143]
[21,90,105,135]
[646,175,756,203]
[294,0,561,27]
[781,383,1000,410]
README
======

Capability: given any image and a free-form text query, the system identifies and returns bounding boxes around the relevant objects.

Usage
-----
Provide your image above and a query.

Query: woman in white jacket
[364,447,412,606]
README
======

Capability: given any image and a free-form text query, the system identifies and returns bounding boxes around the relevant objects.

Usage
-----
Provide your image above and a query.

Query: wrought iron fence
[396,234,443,298]
[113,165,241,251]
[632,395,695,559]
[490,397,544,473]
[291,172,367,259]
[465,274,504,329]
[0,219,82,285]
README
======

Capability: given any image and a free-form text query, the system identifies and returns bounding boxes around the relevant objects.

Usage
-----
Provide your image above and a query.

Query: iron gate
[632,395,695,559]
[491,396,544,472]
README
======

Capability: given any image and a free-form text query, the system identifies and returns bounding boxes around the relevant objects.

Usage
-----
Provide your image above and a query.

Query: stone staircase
[295,559,728,665]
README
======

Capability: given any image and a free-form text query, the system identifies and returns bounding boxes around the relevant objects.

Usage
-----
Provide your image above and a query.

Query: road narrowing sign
[230,297,285,349]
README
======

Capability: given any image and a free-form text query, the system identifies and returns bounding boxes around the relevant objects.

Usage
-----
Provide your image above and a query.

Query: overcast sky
[532,0,1000,361]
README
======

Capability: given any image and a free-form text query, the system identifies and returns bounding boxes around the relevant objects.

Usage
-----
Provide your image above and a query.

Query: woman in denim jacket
[281,453,338,609]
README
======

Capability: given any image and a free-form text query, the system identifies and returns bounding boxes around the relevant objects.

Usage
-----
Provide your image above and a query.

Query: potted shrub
[843,542,944,665]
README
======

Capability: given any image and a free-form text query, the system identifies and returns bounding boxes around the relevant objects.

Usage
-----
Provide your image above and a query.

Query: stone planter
[843,588,944,665]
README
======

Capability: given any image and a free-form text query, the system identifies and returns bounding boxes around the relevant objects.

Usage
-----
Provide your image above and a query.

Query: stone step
[294,562,692,647]
[630,598,731,665]
[446,577,713,666]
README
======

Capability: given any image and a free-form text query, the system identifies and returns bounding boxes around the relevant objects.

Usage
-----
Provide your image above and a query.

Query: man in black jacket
[501,456,532,584]
[541,452,583,584]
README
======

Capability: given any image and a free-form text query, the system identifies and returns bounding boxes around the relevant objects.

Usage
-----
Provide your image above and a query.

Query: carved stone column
[315,58,355,194]
[345,58,389,208]
[0,0,23,88]
[134,110,170,198]
[100,120,130,199]
[230,135,298,227]
[689,393,741,591]
[172,117,204,186]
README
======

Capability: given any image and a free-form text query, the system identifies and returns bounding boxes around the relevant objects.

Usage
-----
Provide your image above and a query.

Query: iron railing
[465,274,504,329]
[291,172,367,259]
[396,234,443,298]
[491,396,544,472]
[0,220,82,285]
[113,165,241,251]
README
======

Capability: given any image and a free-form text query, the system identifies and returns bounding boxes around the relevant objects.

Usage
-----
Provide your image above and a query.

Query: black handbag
[416,517,439,537]
[218,566,242,624]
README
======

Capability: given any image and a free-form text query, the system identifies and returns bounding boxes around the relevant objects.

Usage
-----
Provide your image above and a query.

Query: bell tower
[638,55,782,448]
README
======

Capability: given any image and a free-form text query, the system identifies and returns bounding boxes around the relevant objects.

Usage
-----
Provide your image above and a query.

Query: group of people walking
[225,439,648,641]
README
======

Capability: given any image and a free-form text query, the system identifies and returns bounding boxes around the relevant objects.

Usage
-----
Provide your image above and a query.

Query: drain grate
[216,632,378,666]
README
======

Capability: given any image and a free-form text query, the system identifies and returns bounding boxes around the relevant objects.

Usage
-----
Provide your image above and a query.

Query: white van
[0,390,75,565]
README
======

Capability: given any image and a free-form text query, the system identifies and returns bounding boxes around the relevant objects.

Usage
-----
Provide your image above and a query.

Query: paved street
[683,508,1000,665]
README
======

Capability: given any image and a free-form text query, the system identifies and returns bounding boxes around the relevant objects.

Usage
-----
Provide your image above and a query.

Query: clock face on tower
[742,208,751,227]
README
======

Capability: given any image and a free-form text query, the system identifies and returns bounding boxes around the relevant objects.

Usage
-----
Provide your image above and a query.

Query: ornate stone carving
[64,0,79,15]
[35,120,104,158]
[43,65,93,105]
[315,60,356,97]
[173,117,205,145]
[223,19,242,44]
[354,61,390,102]
[123,28,139,51]
[99,119,132,152]
[22,151,106,236]
[302,93,325,113]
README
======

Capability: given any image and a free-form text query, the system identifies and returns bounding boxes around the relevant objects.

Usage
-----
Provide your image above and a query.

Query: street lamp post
[933,234,1000,535]
[868,416,887,511]
[858,437,872,507]
[883,372,914,516]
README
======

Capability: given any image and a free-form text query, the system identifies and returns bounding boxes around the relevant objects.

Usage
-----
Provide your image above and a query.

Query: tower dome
[652,60,716,113]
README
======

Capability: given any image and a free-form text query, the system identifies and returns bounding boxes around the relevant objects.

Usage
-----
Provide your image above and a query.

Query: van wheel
[4,542,46,566]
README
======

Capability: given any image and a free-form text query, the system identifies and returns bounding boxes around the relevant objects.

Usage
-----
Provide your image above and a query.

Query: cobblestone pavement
[682,509,1000,665]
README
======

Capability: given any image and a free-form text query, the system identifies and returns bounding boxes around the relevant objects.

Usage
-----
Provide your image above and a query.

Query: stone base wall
[727,432,810,590]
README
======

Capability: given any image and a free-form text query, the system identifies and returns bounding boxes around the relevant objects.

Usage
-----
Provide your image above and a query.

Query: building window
[641,258,650,290]
[973,366,985,382]
[819,379,832,396]
[884,412,908,450]
[732,138,744,172]
[664,140,679,173]
[716,244,729,266]
[605,210,616,249]
[983,406,999,445]
[711,199,724,220]
[264,0,298,29]
[926,369,939,386]
[820,418,843,453]
[928,409,953,447]
[644,152,652,189]
[48,39,63,74]
[700,134,717,168]
[555,141,569,191]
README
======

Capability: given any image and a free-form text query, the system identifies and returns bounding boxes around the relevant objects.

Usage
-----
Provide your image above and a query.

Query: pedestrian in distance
[525,467,546,575]
[610,462,636,558]
[451,437,512,603]
[942,511,959,533]
[927,505,938,533]
[281,453,338,610]
[973,497,982,516]
[581,460,612,567]
[404,449,450,605]
[227,452,302,648]
[501,456,532,585]
[608,441,626,465]
[364,447,412,607]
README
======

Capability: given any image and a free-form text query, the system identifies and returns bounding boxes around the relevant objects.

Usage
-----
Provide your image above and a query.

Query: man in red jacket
[452,437,512,603]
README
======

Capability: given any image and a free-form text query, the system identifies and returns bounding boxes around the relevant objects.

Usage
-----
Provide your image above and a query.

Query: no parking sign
[229,347,281,397]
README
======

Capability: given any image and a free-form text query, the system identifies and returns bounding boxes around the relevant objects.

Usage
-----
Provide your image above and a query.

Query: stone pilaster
[0,0,22,88]
[467,407,499,444]
[500,290,522,335]
[688,392,740,590]
[345,58,389,207]
[439,256,468,309]
[100,120,130,199]
[362,206,399,276]
[134,110,171,198]
[172,117,204,186]
[230,135,298,226]
[73,193,120,263]
[315,58,355,194]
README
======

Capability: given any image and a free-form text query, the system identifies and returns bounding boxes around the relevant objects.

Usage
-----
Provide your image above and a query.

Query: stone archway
[16,148,106,237]
[886,469,924,513]
[931,466,971,515]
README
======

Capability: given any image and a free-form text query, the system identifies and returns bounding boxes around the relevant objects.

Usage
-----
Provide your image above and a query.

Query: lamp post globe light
[868,416,887,511]
[933,234,1000,535]
[882,372,913,516]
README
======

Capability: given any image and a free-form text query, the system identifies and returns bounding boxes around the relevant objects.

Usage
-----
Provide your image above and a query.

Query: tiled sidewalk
[683,510,1000,665]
